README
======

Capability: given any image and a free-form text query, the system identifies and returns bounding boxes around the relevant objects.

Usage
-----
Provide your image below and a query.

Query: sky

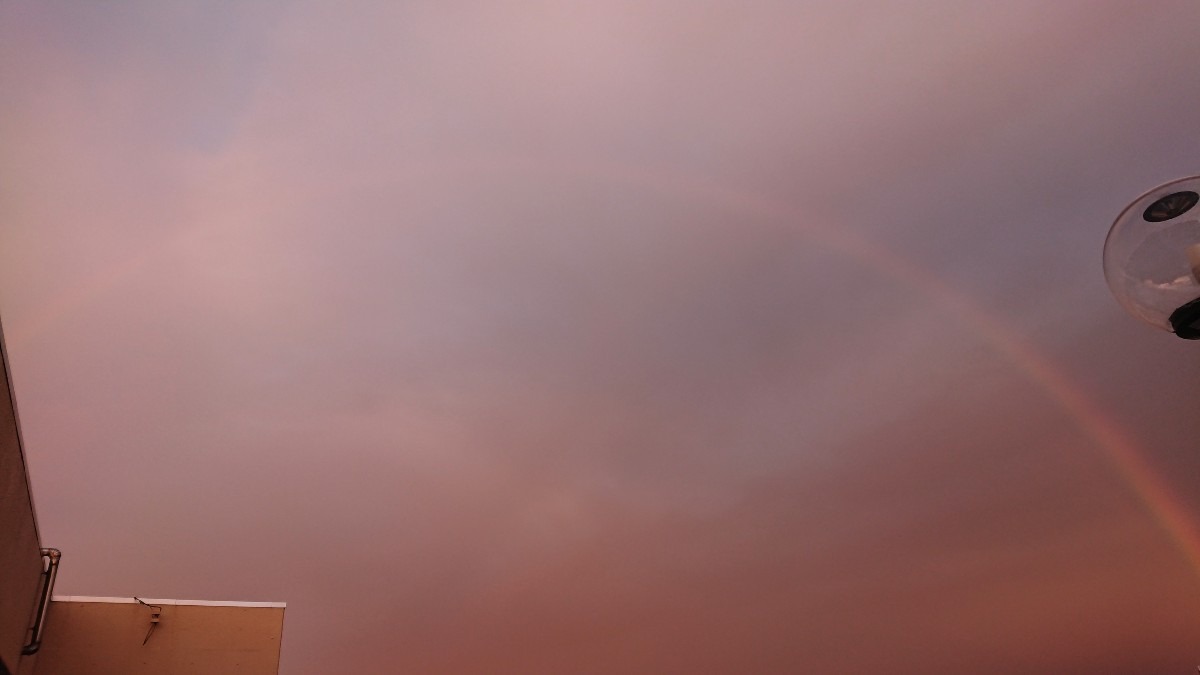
[4,1,1200,672]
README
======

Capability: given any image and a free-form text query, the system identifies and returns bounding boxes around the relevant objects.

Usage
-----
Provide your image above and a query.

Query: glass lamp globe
[1103,175,1200,339]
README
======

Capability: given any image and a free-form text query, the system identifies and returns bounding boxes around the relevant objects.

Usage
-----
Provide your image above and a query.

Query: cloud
[4,1,1200,673]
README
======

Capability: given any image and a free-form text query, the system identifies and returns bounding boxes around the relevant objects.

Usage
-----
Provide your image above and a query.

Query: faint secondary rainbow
[10,152,1200,578]
[6,241,161,351]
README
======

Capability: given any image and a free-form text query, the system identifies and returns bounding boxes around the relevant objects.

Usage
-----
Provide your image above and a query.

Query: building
[0,317,286,674]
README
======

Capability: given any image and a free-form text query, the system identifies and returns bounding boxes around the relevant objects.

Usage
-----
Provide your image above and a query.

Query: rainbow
[613,160,1200,577]
[10,153,1199,578]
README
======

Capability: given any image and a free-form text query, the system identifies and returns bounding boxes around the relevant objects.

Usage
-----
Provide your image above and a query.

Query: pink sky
[4,2,1200,672]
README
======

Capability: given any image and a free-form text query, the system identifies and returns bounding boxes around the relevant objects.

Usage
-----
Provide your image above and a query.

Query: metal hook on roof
[134,597,162,646]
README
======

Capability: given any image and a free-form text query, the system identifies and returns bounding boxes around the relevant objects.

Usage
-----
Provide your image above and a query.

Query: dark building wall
[0,324,44,671]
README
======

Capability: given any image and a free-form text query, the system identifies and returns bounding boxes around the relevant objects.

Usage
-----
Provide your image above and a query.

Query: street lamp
[1103,175,1200,339]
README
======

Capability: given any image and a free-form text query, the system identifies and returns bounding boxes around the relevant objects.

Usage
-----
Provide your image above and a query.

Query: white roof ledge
[52,596,286,608]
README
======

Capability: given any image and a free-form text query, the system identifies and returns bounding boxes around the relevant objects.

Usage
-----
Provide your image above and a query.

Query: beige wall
[28,598,284,675]
[0,324,45,673]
